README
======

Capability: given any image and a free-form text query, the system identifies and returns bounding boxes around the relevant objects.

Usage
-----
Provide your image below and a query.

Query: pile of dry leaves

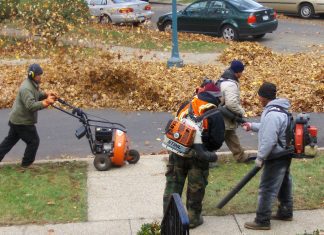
[220,42,324,115]
[0,38,323,116]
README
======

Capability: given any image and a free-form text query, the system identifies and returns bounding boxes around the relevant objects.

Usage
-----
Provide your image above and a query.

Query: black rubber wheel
[161,21,172,32]
[127,149,140,164]
[252,34,266,39]
[94,154,112,171]
[299,3,314,19]
[99,14,112,24]
[221,25,238,41]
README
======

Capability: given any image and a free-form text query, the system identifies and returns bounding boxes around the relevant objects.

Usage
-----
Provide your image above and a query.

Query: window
[89,0,107,5]
[112,0,129,3]
[209,0,225,9]
[185,1,208,15]
[207,0,228,15]
[229,0,263,10]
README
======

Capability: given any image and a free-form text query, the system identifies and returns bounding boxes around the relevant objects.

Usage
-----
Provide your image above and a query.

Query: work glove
[242,122,252,131]
[46,91,58,100]
[42,96,55,108]
[255,157,264,168]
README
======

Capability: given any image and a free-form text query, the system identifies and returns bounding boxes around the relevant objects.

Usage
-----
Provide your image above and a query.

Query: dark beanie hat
[230,60,244,73]
[258,82,277,100]
[28,64,43,77]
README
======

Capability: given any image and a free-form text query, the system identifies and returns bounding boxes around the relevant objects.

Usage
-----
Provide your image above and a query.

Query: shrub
[17,0,90,43]
[0,0,19,21]
[137,222,161,235]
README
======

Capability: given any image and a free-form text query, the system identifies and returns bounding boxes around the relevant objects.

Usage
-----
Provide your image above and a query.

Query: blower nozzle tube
[216,166,261,209]
[192,144,218,162]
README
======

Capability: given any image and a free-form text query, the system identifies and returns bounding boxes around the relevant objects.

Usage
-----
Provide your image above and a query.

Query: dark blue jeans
[255,157,293,225]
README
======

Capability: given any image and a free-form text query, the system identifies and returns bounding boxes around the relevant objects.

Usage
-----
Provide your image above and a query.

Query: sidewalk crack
[233,214,243,234]
[129,219,133,235]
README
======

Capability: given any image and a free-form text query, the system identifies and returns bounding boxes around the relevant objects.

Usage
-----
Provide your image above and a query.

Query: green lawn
[0,161,88,225]
[66,24,228,53]
[202,155,324,216]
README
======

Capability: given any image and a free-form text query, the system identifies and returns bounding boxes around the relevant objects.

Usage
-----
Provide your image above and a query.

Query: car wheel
[252,34,266,39]
[299,3,314,19]
[133,22,141,27]
[162,21,172,32]
[99,14,112,24]
[222,25,238,41]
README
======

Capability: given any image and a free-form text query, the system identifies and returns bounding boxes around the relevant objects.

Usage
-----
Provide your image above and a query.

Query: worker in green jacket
[0,64,57,168]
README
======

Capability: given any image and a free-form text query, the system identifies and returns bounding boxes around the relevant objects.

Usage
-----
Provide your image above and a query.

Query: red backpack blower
[293,113,318,158]
[53,98,140,171]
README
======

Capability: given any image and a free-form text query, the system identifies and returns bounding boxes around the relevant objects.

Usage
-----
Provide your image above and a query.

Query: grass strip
[0,161,88,225]
[202,155,324,215]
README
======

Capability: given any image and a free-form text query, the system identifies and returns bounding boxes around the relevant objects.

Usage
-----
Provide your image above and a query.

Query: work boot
[20,164,41,171]
[244,221,270,230]
[271,214,293,221]
[236,153,256,163]
[189,215,204,229]
[238,153,257,163]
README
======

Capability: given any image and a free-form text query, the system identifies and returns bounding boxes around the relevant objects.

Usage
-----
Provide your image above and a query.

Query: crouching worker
[242,82,293,230]
[163,83,225,229]
[0,64,57,168]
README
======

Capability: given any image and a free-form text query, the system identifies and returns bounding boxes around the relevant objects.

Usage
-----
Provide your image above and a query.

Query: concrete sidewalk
[0,155,323,235]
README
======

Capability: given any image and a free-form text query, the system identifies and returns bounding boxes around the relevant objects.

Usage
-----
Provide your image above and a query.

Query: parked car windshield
[89,0,107,5]
[228,0,263,10]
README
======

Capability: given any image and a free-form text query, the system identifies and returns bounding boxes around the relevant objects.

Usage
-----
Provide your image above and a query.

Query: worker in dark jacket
[163,83,225,229]
[243,82,293,230]
[0,64,57,168]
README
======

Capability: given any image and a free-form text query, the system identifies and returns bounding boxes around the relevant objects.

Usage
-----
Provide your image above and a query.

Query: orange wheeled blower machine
[53,98,140,171]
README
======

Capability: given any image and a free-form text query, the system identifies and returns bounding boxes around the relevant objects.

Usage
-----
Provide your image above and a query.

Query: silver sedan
[87,0,154,25]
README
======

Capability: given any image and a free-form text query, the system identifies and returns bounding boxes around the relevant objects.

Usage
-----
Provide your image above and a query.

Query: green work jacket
[9,78,47,125]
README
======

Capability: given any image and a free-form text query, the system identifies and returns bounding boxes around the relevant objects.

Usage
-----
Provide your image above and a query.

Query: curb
[1,148,323,165]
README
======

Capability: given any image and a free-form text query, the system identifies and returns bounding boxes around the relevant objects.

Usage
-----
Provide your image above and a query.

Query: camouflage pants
[163,153,209,221]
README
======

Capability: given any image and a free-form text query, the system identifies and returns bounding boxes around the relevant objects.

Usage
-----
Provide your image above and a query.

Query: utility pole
[167,0,183,68]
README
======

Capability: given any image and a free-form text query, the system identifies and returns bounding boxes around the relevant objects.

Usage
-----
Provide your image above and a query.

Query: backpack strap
[216,78,238,88]
[187,102,219,123]
[265,105,293,149]
[196,108,220,122]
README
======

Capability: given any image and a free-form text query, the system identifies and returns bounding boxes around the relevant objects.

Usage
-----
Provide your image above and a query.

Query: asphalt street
[150,3,324,53]
[0,108,323,162]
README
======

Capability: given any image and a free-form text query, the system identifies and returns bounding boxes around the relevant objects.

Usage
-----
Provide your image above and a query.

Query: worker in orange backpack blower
[242,82,294,230]
[163,82,225,229]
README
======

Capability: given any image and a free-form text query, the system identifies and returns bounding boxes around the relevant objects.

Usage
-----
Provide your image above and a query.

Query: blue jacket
[251,98,291,160]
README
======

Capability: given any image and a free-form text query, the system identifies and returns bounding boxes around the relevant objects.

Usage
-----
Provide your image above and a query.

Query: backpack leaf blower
[162,106,219,162]
[293,113,318,158]
[216,112,318,209]
[52,98,140,171]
